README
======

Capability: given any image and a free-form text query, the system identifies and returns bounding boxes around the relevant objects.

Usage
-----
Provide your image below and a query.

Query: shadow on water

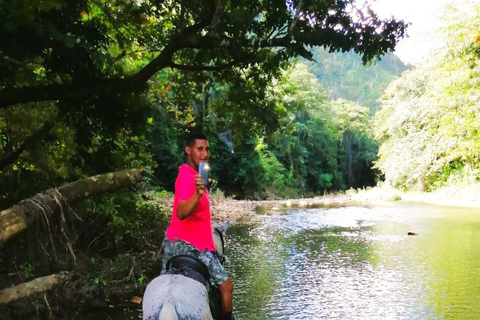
[78,201,480,319]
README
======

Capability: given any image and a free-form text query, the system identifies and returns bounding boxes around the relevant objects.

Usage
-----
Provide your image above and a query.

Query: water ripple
[227,204,480,319]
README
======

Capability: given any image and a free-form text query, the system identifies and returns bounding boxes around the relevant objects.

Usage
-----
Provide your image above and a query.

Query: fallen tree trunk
[0,271,75,305]
[0,168,143,247]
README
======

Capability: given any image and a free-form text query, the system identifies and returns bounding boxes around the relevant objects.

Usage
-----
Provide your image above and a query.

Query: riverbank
[157,192,354,224]
[204,183,480,223]
[211,193,356,222]
[348,184,480,208]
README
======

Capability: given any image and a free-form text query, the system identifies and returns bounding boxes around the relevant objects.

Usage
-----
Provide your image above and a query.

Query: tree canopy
[1,0,407,108]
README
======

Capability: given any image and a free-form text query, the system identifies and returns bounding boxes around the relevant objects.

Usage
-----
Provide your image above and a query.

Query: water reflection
[227,203,480,319]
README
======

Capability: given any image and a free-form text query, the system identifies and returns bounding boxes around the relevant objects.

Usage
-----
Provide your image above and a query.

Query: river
[81,201,480,319]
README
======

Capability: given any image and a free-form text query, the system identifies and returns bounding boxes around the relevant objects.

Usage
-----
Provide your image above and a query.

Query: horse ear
[215,221,230,234]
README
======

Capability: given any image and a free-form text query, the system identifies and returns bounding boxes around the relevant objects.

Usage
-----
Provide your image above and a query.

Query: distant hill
[303,47,409,114]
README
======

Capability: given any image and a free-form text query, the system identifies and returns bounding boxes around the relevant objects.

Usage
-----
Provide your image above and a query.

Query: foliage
[76,187,169,253]
[213,136,267,199]
[261,64,379,193]
[19,262,34,280]
[331,99,378,188]
[305,47,408,114]
[374,2,480,190]
[266,63,334,192]
[259,147,298,199]
[0,0,407,105]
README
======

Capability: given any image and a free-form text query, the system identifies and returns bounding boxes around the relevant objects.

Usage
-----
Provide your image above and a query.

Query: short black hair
[186,131,207,147]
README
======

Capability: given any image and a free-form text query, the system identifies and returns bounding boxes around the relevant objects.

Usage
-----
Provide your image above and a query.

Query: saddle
[166,255,210,286]
[166,255,222,320]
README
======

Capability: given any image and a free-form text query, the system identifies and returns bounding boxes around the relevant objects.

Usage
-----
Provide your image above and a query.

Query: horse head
[213,220,230,262]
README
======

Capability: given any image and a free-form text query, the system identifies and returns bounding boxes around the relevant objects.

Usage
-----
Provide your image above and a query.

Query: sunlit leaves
[374,2,480,190]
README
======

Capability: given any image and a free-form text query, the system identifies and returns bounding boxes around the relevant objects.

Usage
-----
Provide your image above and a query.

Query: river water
[83,201,480,319]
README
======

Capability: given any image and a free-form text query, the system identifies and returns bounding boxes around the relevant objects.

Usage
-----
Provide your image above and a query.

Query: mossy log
[0,168,143,247]
[0,271,74,305]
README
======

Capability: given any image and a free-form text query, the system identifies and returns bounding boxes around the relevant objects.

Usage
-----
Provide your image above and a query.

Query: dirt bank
[210,194,353,223]
[157,193,355,224]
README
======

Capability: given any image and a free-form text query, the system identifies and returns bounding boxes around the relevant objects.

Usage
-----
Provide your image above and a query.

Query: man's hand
[195,174,206,195]
[177,175,205,220]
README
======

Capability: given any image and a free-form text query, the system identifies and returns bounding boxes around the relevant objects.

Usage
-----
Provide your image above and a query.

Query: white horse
[142,222,229,320]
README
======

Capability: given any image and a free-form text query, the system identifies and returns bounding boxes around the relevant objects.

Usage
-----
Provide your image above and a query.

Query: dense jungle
[0,0,479,319]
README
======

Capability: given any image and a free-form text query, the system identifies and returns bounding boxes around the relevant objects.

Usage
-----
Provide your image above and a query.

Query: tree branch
[0,26,326,109]
[0,1,218,109]
[288,0,305,38]
[169,60,239,71]
[0,1,402,108]
[208,0,226,34]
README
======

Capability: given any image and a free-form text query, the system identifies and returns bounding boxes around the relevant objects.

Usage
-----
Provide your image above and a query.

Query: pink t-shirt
[166,164,216,252]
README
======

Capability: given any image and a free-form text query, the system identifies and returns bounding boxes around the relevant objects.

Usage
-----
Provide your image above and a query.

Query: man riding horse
[161,131,234,320]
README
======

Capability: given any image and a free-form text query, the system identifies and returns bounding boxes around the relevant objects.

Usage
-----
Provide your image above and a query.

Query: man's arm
[177,175,205,220]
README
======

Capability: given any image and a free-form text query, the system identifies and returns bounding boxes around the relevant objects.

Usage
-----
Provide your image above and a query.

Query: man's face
[186,139,210,169]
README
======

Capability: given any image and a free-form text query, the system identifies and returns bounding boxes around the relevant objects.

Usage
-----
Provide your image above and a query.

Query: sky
[369,0,456,65]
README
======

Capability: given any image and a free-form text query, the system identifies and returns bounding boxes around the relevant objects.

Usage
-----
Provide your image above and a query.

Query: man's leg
[160,237,174,273]
[196,250,234,319]
[161,238,198,273]
[219,278,234,318]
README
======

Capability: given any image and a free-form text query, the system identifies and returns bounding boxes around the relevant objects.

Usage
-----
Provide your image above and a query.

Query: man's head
[185,131,209,171]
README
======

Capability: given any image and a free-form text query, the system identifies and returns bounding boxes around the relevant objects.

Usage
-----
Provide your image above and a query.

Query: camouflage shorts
[161,237,228,286]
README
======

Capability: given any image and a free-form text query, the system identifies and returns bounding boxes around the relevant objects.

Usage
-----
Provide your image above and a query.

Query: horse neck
[213,230,225,257]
